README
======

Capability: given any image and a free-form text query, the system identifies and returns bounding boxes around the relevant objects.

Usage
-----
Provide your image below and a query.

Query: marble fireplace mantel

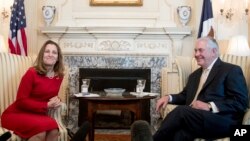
[40,26,192,57]
[40,26,191,36]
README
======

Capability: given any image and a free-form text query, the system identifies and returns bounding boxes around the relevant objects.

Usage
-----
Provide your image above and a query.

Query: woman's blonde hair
[33,40,64,77]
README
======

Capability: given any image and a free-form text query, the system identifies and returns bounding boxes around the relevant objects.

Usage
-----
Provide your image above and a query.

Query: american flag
[197,0,214,38]
[8,0,27,56]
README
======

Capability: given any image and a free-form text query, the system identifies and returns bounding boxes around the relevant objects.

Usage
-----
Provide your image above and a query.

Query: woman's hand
[47,96,61,108]
[156,95,169,113]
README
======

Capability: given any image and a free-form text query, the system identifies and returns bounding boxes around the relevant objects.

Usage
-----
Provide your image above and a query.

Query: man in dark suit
[153,36,249,141]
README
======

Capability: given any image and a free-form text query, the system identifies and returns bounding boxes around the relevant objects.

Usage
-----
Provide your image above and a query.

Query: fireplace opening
[79,68,151,93]
[79,68,151,129]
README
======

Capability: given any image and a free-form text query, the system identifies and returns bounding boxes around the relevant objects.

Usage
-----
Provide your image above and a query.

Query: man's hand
[190,100,210,111]
[156,95,169,113]
[48,96,61,108]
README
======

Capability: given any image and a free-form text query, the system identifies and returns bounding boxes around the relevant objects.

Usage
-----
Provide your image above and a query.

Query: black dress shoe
[71,121,90,141]
[131,120,153,141]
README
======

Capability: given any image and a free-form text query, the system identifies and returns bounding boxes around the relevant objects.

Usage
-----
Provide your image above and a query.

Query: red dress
[1,67,63,139]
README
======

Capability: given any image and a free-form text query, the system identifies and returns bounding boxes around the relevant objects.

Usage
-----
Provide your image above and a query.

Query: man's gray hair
[197,36,220,56]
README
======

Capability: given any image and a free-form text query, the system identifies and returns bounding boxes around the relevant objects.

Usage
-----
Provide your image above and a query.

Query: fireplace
[64,55,168,131]
[79,68,151,93]
[79,68,151,129]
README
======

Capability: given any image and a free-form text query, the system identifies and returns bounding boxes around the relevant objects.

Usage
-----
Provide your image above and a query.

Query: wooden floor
[84,113,132,141]
[94,133,131,141]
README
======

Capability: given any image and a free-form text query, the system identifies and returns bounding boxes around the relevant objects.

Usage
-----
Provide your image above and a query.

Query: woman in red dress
[1,40,65,141]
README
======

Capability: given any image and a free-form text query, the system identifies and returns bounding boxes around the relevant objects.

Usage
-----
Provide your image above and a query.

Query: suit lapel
[202,58,222,90]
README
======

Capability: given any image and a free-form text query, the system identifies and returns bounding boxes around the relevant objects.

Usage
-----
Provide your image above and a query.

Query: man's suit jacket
[171,58,249,122]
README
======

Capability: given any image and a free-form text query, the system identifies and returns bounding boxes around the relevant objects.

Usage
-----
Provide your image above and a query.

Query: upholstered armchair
[160,54,250,141]
[0,53,69,141]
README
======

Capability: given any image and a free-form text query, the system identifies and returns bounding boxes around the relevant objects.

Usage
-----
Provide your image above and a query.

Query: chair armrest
[48,103,68,141]
[48,102,67,124]
[161,67,169,97]
[243,108,250,125]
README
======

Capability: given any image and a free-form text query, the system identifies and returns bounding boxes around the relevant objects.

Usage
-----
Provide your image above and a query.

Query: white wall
[0,0,249,57]
[0,0,13,52]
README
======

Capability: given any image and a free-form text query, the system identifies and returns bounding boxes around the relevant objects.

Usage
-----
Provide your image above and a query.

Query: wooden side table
[75,94,156,141]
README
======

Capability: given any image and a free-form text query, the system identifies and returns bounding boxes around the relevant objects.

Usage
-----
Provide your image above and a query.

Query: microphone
[131,120,153,141]
[0,132,11,141]
[71,121,90,141]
